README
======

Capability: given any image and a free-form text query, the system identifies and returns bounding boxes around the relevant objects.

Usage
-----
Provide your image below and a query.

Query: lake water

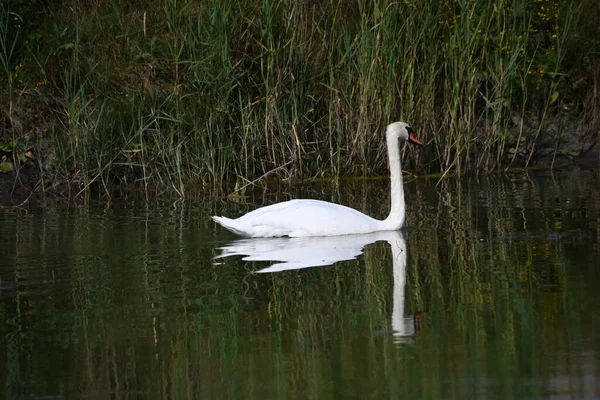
[1,169,599,399]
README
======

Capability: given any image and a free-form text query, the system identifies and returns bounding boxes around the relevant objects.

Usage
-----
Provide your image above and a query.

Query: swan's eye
[406,126,413,134]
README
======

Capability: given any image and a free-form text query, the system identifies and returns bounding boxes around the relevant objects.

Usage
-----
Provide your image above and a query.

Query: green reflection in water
[0,170,599,399]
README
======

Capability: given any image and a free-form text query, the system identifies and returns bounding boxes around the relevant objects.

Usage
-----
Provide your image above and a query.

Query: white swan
[212,122,423,237]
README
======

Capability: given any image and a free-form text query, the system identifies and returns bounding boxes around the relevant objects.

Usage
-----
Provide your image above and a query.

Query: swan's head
[386,121,424,146]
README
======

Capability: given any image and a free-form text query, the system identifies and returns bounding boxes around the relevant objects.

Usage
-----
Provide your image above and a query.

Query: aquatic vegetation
[0,0,597,195]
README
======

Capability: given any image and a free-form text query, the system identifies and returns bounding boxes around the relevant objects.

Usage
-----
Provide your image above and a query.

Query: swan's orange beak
[408,133,424,147]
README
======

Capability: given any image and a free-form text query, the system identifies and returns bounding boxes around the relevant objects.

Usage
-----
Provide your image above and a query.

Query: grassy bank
[1,0,599,196]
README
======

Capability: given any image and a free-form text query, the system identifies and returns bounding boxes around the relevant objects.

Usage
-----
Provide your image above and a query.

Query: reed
[0,0,594,195]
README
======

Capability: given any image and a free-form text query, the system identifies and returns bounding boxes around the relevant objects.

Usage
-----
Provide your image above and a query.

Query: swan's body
[213,199,389,238]
[212,122,423,237]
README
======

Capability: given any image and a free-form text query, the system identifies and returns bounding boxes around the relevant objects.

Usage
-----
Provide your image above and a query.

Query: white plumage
[212,122,423,237]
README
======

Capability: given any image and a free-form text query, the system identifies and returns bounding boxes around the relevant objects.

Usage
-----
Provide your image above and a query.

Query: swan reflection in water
[214,230,424,342]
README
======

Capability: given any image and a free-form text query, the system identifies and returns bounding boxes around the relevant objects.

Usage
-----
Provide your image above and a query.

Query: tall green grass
[0,0,595,195]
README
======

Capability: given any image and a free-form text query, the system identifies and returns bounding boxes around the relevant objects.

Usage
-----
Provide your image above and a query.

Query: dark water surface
[1,169,599,399]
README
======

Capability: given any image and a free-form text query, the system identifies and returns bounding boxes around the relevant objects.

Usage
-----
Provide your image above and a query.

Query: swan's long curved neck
[382,132,405,230]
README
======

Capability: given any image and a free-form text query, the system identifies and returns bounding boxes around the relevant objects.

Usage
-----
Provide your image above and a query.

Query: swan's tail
[212,216,247,236]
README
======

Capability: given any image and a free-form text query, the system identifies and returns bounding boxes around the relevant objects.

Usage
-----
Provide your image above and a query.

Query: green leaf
[0,161,14,172]
[0,141,14,152]
[550,91,559,104]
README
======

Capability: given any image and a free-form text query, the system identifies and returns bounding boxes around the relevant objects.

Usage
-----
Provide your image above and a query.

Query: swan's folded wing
[229,199,382,237]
